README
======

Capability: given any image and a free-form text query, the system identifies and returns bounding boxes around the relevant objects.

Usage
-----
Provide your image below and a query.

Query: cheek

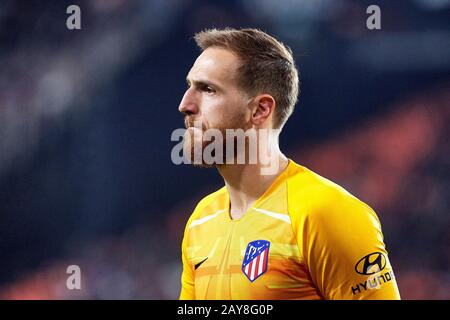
[202,95,249,128]
[220,99,251,125]
[200,98,225,124]
[226,99,251,124]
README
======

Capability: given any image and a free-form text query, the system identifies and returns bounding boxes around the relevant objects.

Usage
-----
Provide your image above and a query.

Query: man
[177,28,400,299]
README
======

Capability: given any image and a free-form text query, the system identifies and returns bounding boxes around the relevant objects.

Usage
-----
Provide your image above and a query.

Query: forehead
[188,47,241,85]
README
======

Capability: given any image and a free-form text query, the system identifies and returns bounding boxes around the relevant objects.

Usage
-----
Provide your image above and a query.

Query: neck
[217,142,289,220]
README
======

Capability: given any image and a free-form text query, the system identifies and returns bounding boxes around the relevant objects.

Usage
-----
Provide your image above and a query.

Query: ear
[251,94,275,126]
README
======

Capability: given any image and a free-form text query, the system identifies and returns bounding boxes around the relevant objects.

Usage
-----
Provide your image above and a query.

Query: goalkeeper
[177,28,400,300]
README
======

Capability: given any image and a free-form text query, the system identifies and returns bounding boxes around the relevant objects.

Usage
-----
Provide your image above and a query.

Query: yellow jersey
[179,159,400,300]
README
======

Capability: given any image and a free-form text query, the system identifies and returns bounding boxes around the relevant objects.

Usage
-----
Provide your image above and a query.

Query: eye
[203,85,215,94]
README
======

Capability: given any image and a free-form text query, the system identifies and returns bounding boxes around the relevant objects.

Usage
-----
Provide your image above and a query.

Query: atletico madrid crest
[242,240,270,282]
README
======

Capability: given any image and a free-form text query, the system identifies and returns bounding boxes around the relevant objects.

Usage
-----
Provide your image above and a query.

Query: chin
[183,141,217,168]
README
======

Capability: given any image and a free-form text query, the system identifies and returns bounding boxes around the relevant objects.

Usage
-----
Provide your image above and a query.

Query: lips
[184,119,196,129]
[185,118,206,131]
[186,127,203,135]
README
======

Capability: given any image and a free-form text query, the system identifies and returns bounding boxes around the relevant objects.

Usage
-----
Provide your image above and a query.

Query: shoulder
[185,186,228,228]
[286,161,379,225]
[286,161,355,205]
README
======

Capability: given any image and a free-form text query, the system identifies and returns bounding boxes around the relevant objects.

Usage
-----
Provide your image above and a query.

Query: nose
[178,87,199,116]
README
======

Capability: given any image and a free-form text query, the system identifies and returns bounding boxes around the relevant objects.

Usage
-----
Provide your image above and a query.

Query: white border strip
[253,208,291,224]
[189,209,226,228]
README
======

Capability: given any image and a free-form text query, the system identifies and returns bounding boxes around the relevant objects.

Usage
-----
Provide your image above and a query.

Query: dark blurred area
[0,0,449,299]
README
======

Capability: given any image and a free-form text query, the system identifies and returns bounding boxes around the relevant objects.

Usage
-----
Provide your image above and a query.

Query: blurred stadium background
[0,0,449,299]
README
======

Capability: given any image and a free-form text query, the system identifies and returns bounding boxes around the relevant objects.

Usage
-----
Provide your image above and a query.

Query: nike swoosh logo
[194,257,208,270]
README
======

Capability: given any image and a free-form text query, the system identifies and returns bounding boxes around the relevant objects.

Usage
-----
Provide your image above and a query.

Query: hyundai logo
[355,252,386,275]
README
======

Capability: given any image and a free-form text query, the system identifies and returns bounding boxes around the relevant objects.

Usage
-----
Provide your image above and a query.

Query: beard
[183,113,251,168]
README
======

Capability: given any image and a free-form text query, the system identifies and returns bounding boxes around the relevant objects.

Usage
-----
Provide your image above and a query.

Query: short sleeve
[299,192,401,300]
[179,224,195,300]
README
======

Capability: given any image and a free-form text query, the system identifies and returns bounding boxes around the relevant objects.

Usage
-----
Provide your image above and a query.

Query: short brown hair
[194,28,299,128]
